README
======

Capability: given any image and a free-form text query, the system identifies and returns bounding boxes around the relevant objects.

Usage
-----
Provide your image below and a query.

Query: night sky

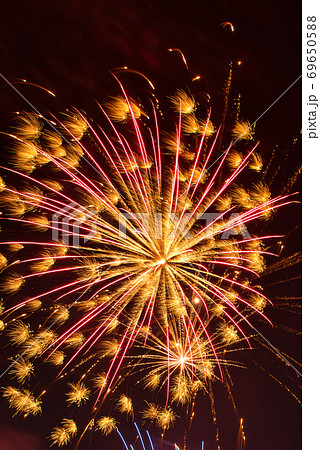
[0,1,301,449]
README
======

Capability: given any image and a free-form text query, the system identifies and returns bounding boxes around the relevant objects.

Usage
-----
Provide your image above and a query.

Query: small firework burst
[49,418,78,447]
[96,416,117,435]
[156,407,176,430]
[50,426,71,446]
[232,120,255,141]
[168,89,196,115]
[9,358,33,383]
[66,382,90,406]
[116,394,134,417]
[2,386,42,416]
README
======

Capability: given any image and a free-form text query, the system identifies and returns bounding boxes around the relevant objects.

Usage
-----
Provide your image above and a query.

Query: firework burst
[0,78,294,446]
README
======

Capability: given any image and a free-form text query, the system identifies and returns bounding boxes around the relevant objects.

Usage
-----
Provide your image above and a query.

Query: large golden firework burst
[0,77,294,446]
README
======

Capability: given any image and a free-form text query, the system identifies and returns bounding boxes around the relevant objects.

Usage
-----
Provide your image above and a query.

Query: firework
[232,120,255,141]
[50,419,77,447]
[0,76,294,446]
[96,416,117,435]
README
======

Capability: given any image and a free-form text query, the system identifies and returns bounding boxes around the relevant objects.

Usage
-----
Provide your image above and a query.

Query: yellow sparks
[29,254,55,273]
[15,112,43,140]
[182,114,200,134]
[52,306,69,323]
[156,407,176,430]
[171,373,191,405]
[2,386,41,416]
[7,243,24,253]
[231,185,254,209]
[50,427,71,446]
[24,299,42,312]
[64,332,85,348]
[250,182,271,205]
[22,338,44,358]
[169,89,196,115]
[116,394,134,417]
[62,111,88,140]
[7,321,30,345]
[104,96,141,122]
[141,402,161,421]
[25,214,50,232]
[232,120,255,141]
[61,418,77,437]
[42,130,63,149]
[0,176,6,192]
[219,324,239,345]
[96,416,117,435]
[99,339,119,357]
[66,382,90,406]
[144,373,161,391]
[1,273,25,294]
[9,358,33,383]
[0,253,8,269]
[92,372,108,391]
[226,151,243,170]
[249,153,263,172]
[249,293,268,312]
[48,351,65,366]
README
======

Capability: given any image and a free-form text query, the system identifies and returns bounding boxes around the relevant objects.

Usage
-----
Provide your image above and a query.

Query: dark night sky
[0,1,301,449]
